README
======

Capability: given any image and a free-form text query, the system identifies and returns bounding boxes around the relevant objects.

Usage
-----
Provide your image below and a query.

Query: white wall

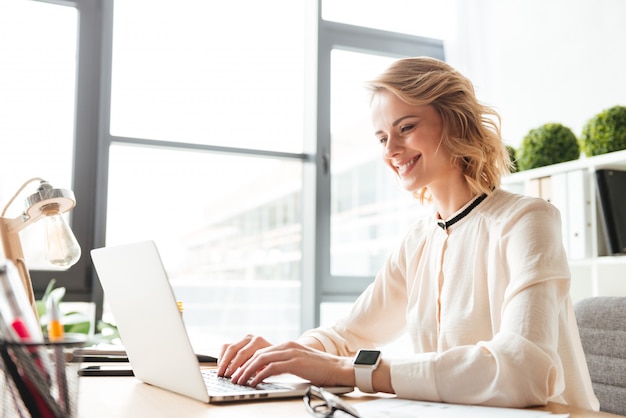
[445,0,626,148]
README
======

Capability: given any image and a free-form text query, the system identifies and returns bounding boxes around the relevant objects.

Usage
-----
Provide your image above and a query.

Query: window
[104,0,311,350]
[105,145,303,347]
[0,2,76,202]
[0,1,85,292]
[1,0,102,300]
[110,0,307,154]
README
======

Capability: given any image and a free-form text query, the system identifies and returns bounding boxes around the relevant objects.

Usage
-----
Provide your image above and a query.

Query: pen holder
[0,335,85,418]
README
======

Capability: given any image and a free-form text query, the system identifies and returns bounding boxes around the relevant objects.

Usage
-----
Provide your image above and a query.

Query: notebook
[596,169,626,254]
[90,240,353,403]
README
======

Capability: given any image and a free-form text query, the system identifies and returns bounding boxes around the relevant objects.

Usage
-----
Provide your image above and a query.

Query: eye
[400,124,415,134]
[377,136,388,145]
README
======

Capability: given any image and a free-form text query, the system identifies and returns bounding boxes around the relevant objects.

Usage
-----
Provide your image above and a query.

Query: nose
[383,134,402,160]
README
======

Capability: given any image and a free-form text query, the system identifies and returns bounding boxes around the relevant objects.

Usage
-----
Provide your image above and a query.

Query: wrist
[341,357,357,387]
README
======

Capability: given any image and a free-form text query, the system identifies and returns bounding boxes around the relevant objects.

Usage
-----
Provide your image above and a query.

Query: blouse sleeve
[298,229,413,355]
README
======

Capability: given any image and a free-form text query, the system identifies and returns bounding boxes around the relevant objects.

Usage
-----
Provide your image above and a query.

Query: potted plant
[580,105,626,157]
[516,123,580,171]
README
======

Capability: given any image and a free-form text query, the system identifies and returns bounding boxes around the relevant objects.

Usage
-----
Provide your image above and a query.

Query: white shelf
[504,149,626,183]
[503,149,626,302]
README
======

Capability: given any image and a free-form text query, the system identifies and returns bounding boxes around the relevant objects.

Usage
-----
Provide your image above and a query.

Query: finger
[222,335,273,378]
[232,348,293,386]
[247,361,290,388]
[216,343,233,376]
[216,335,254,376]
[231,340,307,381]
[225,337,264,377]
[218,343,229,365]
[229,348,267,384]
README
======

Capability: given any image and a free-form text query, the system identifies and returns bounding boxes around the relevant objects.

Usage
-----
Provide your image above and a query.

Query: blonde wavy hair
[367,57,512,202]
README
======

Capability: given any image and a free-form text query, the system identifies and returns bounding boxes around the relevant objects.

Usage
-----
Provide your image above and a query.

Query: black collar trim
[437,193,488,231]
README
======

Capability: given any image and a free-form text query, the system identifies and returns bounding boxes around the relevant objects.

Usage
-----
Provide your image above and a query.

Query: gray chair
[574,296,626,416]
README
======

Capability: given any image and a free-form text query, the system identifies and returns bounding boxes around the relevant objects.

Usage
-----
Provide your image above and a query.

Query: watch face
[354,350,381,366]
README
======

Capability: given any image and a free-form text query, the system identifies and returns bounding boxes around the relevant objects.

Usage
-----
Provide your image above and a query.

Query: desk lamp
[0,178,81,315]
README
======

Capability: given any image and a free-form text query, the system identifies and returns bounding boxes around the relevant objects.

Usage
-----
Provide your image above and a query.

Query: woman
[217,57,599,410]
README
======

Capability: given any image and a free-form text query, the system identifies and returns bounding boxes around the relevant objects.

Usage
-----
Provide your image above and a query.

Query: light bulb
[44,212,81,267]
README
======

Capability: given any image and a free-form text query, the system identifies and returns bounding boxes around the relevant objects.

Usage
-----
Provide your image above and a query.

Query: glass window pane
[110,0,307,153]
[322,0,456,40]
[0,1,77,270]
[106,145,303,352]
[330,50,427,277]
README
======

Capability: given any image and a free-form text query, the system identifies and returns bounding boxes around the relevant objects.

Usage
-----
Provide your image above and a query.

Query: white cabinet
[502,149,626,302]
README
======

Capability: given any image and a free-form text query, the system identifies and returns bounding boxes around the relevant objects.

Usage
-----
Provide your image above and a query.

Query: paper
[353,398,569,418]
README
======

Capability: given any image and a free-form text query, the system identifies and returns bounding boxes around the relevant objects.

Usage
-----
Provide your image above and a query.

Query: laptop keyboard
[201,369,291,393]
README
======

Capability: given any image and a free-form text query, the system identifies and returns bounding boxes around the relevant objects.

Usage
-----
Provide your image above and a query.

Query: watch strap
[354,366,375,393]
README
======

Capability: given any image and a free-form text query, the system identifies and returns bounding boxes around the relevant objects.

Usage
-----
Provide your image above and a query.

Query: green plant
[580,105,626,156]
[516,123,580,171]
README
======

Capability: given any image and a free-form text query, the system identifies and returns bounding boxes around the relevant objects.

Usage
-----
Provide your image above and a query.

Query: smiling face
[371,91,461,196]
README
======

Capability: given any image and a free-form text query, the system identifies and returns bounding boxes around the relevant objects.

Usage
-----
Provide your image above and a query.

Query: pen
[47,296,65,342]
[0,262,53,382]
[0,262,44,343]
[0,261,51,380]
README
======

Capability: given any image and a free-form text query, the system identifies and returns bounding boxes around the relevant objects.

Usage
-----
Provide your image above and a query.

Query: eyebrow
[374,115,418,137]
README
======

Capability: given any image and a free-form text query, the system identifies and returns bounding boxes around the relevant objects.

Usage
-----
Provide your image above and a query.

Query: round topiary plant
[516,123,580,171]
[580,105,626,157]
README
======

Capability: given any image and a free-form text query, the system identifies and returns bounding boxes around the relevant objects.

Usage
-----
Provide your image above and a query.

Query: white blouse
[300,188,599,410]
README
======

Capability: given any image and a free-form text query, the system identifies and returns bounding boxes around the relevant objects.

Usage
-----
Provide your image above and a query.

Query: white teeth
[397,157,417,173]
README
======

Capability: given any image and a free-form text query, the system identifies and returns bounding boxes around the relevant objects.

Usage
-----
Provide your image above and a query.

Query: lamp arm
[1,177,45,218]
[2,211,45,234]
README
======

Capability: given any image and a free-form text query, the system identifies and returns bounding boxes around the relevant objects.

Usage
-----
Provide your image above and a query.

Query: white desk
[77,372,624,418]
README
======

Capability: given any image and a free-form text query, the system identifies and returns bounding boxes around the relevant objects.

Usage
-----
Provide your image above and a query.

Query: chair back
[574,296,626,416]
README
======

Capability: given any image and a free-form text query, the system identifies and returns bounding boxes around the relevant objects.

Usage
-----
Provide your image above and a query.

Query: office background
[1,0,625,353]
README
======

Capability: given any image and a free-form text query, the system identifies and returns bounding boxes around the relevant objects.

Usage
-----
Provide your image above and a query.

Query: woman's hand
[228,340,354,388]
[217,334,273,378]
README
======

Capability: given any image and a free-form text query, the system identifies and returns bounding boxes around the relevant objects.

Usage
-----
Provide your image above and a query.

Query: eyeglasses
[303,386,361,418]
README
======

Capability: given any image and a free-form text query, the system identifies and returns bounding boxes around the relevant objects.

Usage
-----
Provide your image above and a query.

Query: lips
[396,155,420,175]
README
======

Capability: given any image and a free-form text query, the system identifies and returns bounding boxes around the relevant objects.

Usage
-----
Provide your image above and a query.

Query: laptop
[90,240,353,403]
